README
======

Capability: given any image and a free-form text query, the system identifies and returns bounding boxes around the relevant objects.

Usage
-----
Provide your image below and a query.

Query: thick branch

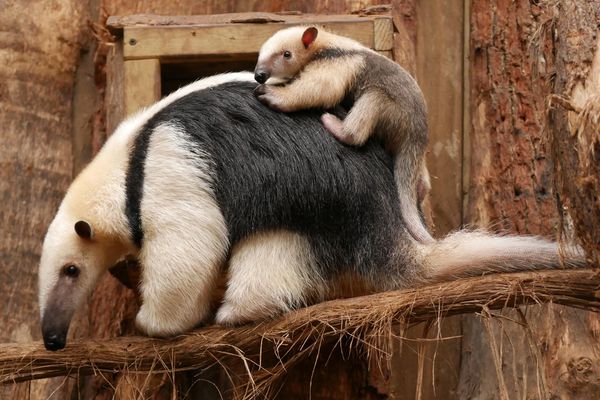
[1,269,599,385]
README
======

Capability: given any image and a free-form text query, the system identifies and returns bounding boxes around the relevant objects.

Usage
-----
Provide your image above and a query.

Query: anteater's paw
[253,84,268,97]
[135,307,170,337]
[214,303,248,326]
[254,86,291,113]
[135,306,182,337]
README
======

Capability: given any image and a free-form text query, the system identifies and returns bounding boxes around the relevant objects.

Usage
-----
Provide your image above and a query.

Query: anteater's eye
[63,264,80,278]
[283,50,292,59]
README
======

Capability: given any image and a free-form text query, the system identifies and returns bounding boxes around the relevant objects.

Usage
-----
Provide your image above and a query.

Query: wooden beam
[408,4,466,399]
[107,13,391,34]
[123,58,161,116]
[373,17,393,51]
[416,0,465,236]
[462,0,471,226]
[123,20,383,60]
[106,42,125,135]
[376,50,393,59]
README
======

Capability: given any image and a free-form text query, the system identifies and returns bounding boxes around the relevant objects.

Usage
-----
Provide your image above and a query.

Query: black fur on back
[127,81,413,279]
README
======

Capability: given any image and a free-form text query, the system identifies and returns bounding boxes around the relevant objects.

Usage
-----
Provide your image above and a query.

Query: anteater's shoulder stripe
[122,72,255,247]
[311,48,361,62]
[124,124,151,247]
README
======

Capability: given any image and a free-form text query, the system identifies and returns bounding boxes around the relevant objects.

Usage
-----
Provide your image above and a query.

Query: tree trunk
[548,1,600,267]
[0,0,89,398]
[458,1,600,399]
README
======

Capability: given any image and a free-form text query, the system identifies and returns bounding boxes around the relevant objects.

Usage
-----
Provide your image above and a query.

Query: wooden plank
[462,0,471,224]
[106,41,125,135]
[376,50,393,59]
[123,20,377,60]
[373,17,393,51]
[416,0,464,237]
[107,12,389,32]
[123,59,161,116]
[396,2,466,400]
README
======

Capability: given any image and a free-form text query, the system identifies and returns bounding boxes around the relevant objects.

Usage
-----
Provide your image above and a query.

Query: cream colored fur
[216,230,325,325]
[419,230,584,283]
[321,91,381,145]
[39,72,254,332]
[255,26,367,111]
[135,123,229,336]
[38,209,128,316]
[256,26,365,85]
[258,55,365,111]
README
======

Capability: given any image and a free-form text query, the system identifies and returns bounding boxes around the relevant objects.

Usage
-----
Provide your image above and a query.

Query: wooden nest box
[105,12,394,122]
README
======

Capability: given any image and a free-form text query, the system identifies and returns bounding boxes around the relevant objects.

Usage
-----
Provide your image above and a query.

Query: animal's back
[133,81,412,280]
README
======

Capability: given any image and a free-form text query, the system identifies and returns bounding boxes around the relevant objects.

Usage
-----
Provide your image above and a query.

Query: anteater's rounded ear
[302,27,318,49]
[74,220,93,240]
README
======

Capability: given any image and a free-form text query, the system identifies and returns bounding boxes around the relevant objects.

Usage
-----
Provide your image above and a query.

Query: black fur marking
[311,48,360,62]
[126,80,412,279]
[125,122,152,248]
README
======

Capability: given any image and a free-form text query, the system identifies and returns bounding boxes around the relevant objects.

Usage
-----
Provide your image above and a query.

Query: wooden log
[548,3,600,266]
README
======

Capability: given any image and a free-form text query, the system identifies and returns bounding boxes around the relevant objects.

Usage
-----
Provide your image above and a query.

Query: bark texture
[0,0,91,398]
[460,1,600,399]
[548,1,600,266]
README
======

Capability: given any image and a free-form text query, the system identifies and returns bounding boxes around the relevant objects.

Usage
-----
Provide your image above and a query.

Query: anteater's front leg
[135,228,228,336]
[134,125,229,336]
[254,67,350,113]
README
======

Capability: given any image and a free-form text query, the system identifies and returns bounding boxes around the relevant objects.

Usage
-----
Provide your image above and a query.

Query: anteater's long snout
[40,282,78,351]
[42,316,69,351]
[254,69,270,84]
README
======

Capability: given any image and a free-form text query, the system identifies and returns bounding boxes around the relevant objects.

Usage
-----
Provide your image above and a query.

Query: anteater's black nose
[43,333,66,351]
[254,70,268,84]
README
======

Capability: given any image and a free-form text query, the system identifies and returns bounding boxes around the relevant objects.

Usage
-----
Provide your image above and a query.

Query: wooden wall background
[1,0,598,399]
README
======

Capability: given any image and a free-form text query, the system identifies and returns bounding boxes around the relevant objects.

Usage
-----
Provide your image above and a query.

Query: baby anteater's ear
[302,27,318,49]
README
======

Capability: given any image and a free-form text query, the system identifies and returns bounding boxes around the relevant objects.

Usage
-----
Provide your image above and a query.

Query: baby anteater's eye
[283,50,292,59]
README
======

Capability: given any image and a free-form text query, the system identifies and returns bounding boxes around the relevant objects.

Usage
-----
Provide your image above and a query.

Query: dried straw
[1,269,599,396]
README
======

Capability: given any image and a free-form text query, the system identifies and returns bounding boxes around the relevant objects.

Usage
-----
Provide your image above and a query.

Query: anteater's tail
[417,230,585,283]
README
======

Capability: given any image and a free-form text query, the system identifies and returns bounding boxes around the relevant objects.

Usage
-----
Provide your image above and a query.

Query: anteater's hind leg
[321,92,380,146]
[215,230,325,325]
